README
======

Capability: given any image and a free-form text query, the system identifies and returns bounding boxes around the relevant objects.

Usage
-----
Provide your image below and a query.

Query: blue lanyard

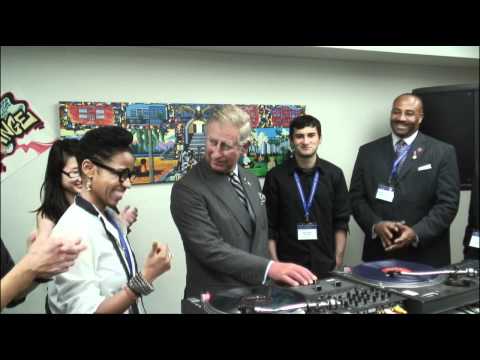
[390,144,411,180]
[107,213,133,275]
[294,170,320,223]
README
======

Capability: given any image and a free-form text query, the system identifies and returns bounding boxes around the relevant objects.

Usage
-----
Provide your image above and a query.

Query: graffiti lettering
[1,110,42,146]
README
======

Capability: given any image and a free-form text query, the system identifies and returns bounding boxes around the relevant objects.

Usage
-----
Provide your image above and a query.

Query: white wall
[324,46,479,58]
[1,46,477,313]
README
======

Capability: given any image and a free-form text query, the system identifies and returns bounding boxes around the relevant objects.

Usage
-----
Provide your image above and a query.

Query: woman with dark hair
[35,139,138,244]
[35,139,83,243]
[47,126,171,314]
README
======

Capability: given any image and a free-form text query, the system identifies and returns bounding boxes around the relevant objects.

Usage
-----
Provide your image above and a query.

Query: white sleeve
[48,225,106,314]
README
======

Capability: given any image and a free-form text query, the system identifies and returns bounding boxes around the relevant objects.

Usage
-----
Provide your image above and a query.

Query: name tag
[297,223,318,240]
[469,231,479,249]
[418,164,432,171]
[376,184,394,203]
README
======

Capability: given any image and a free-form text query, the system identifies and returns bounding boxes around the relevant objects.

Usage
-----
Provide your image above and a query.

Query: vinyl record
[352,260,445,288]
[205,285,307,314]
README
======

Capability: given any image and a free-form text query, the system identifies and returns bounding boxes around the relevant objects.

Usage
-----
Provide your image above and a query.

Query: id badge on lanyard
[470,230,479,249]
[376,184,395,203]
[294,170,320,241]
[376,144,410,203]
[297,223,318,240]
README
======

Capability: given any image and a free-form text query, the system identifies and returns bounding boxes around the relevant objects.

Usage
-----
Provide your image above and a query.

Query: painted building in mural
[66,104,114,126]
[59,101,305,184]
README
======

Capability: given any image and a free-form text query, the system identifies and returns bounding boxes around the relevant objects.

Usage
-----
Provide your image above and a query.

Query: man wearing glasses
[171,105,317,312]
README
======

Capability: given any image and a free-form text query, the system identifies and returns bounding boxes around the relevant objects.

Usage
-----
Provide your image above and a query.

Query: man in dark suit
[171,105,316,309]
[463,167,479,260]
[350,93,460,267]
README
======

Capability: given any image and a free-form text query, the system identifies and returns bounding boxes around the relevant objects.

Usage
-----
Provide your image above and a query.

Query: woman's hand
[141,242,172,284]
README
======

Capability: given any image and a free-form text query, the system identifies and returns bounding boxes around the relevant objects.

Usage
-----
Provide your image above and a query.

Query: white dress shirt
[391,130,418,149]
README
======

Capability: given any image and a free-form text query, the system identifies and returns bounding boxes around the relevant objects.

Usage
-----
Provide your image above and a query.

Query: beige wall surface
[1,46,477,313]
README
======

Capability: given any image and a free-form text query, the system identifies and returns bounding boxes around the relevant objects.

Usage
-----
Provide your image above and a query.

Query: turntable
[334,259,479,314]
[350,260,446,288]
[181,260,479,314]
[185,285,309,314]
[183,281,406,314]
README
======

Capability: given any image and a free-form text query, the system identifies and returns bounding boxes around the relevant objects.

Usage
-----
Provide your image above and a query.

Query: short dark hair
[35,138,80,223]
[392,93,424,113]
[289,115,322,141]
[76,126,133,169]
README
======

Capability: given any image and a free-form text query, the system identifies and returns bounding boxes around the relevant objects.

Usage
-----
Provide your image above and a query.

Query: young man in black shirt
[262,115,351,278]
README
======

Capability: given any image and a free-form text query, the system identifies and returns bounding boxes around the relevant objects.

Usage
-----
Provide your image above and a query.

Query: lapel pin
[412,147,423,160]
[243,176,251,186]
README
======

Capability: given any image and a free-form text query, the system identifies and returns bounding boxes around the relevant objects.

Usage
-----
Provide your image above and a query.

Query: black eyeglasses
[62,169,81,179]
[90,159,136,183]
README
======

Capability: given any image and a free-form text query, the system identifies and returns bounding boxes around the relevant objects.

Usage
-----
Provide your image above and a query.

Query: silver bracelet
[127,272,154,296]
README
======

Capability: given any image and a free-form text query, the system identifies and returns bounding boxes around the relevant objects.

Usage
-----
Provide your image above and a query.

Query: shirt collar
[392,130,418,148]
[286,156,323,175]
[230,164,239,176]
[74,194,122,230]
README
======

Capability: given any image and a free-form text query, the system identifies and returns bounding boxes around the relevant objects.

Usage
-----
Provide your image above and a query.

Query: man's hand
[385,223,416,252]
[268,262,317,287]
[374,221,401,249]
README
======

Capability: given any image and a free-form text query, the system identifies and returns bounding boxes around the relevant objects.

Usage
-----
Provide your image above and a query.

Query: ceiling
[162,46,479,68]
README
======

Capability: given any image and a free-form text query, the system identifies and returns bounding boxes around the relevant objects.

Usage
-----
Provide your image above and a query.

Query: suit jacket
[463,167,479,259]
[350,132,460,267]
[171,159,270,300]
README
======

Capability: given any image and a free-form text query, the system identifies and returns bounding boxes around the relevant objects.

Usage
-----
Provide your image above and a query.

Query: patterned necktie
[395,139,408,171]
[229,172,248,209]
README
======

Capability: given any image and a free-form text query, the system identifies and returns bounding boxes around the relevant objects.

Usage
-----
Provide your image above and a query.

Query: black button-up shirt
[262,157,351,276]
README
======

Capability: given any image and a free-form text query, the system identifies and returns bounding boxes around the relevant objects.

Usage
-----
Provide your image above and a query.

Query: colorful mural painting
[59,102,305,184]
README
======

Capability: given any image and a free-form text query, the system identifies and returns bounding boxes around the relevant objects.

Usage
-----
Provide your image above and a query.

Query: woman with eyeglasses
[34,139,84,244]
[47,126,172,313]
[35,139,138,247]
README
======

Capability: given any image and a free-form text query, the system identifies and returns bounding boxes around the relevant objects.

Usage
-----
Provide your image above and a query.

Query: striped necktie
[229,172,248,209]
[395,139,408,171]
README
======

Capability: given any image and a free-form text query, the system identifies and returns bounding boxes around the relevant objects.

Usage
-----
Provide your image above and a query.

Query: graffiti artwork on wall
[1,92,53,180]
[59,102,305,184]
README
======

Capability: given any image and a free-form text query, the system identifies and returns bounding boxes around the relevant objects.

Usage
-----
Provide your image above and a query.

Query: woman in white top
[48,126,171,314]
